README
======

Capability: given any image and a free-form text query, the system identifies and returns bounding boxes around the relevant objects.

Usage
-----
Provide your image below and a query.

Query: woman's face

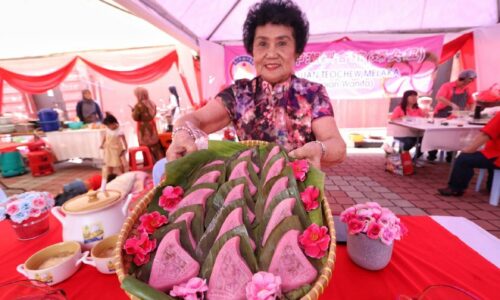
[252,24,297,84]
[408,95,418,105]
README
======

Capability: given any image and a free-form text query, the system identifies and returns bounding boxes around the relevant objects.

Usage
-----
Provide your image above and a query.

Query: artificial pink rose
[123,232,157,266]
[32,197,46,210]
[170,277,208,300]
[29,208,42,218]
[380,227,396,245]
[6,203,19,215]
[138,211,168,234]
[289,159,309,182]
[347,218,365,235]
[159,186,184,211]
[298,224,330,259]
[366,222,382,240]
[300,186,320,212]
[246,272,282,300]
[340,206,356,223]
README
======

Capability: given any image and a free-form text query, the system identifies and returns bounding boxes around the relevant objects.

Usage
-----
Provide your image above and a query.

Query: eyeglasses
[398,284,480,300]
[0,279,67,300]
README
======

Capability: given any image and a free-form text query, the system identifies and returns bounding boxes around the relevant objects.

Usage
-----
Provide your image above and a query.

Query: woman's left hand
[288,142,323,169]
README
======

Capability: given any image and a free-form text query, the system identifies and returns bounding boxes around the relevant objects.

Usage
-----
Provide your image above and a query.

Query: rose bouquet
[340,202,407,245]
[0,191,55,224]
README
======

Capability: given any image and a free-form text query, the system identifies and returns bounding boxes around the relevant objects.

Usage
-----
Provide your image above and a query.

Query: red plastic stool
[26,150,54,177]
[129,146,153,171]
[27,140,46,152]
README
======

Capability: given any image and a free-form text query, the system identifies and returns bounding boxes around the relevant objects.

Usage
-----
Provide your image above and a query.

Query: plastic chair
[129,146,154,171]
[475,169,500,206]
[158,132,172,151]
[152,158,168,186]
[27,150,54,177]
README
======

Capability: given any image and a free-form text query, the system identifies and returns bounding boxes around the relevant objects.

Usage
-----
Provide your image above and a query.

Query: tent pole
[207,0,242,41]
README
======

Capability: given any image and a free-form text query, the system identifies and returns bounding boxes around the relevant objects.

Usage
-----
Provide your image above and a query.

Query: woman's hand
[166,131,198,161]
[288,142,323,169]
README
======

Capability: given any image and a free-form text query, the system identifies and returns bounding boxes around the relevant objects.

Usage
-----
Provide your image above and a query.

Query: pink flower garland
[159,186,184,212]
[138,211,168,234]
[123,232,157,266]
[170,277,208,300]
[245,272,282,300]
[298,223,330,259]
[300,186,320,211]
[289,159,309,182]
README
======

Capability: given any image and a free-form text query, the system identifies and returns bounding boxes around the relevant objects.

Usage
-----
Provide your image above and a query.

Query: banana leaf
[195,199,254,262]
[200,225,258,279]
[258,143,286,168]
[285,284,312,300]
[301,165,326,226]
[259,151,288,186]
[121,275,176,300]
[226,155,260,199]
[208,140,249,157]
[136,221,194,282]
[168,204,205,243]
[205,177,254,228]
[258,216,302,271]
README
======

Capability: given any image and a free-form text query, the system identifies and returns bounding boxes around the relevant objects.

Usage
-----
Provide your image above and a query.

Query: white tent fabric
[115,0,498,47]
[0,0,179,60]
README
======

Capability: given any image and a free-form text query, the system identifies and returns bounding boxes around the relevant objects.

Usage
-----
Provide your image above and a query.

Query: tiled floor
[2,150,499,239]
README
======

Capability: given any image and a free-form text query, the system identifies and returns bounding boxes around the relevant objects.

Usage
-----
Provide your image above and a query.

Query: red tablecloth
[0,215,498,299]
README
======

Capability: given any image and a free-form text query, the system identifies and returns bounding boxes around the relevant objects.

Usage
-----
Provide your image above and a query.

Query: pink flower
[138,211,168,234]
[347,218,365,235]
[366,222,382,240]
[6,203,19,215]
[159,186,184,212]
[380,227,396,245]
[29,208,42,218]
[124,232,157,266]
[300,186,320,212]
[289,159,309,182]
[170,277,208,300]
[298,223,330,259]
[246,272,282,300]
[32,197,46,209]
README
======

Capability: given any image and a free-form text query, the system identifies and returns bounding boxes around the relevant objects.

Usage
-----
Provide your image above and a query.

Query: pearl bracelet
[313,140,327,158]
[172,126,196,140]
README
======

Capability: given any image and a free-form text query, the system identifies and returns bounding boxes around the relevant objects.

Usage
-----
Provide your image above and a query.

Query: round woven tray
[115,141,336,300]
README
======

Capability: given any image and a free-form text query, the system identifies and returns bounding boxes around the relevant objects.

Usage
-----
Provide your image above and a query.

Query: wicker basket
[115,141,336,300]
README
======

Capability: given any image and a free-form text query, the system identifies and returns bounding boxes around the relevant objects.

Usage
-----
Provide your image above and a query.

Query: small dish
[17,241,88,285]
[82,235,118,274]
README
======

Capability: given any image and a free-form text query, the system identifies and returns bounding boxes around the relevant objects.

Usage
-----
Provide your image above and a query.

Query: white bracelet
[172,126,196,140]
[313,140,327,158]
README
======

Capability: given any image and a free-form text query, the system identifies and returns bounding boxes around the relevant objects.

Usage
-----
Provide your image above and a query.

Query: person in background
[167,0,346,168]
[76,89,103,123]
[438,113,500,196]
[428,70,477,162]
[132,87,164,162]
[390,90,425,163]
[100,112,128,175]
[54,173,117,206]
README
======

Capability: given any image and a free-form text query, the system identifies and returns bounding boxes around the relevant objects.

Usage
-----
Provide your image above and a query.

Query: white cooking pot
[51,190,132,250]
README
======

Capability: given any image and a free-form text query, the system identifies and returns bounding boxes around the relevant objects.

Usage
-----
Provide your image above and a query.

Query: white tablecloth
[45,129,105,161]
[432,216,500,267]
[387,118,483,152]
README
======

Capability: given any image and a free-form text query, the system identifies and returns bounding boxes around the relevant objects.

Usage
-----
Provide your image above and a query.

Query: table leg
[447,151,458,182]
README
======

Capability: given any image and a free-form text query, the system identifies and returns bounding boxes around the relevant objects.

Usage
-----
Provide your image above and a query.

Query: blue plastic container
[39,120,60,132]
[38,109,58,122]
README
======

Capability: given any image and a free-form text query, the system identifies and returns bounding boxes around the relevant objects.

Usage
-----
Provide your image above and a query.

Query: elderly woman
[132,87,164,162]
[167,0,346,168]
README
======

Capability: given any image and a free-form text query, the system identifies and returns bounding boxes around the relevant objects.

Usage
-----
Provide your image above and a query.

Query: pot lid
[62,190,122,214]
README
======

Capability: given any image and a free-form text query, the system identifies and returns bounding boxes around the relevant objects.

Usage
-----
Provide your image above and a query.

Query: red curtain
[440,32,476,91]
[0,50,198,113]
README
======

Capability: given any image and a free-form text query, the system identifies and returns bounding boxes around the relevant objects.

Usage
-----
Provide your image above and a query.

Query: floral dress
[217,75,334,151]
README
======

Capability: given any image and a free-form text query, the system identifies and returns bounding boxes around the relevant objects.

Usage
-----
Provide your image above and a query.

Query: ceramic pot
[82,235,118,274]
[51,191,132,250]
[16,241,88,285]
[347,233,393,271]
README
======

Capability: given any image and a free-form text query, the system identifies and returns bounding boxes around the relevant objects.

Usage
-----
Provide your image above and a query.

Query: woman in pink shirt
[390,90,425,160]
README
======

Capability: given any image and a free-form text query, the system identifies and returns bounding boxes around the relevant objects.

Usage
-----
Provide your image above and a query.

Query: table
[0,215,498,299]
[45,129,105,162]
[387,118,483,152]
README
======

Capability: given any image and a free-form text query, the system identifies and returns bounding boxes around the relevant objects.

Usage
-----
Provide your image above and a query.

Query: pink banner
[224,35,444,99]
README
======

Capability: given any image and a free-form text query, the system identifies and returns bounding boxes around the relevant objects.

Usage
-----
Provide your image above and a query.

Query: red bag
[477,84,500,102]
[400,151,414,175]
[385,151,414,176]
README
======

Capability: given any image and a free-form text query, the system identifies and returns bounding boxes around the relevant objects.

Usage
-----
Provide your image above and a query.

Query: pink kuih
[238,150,260,174]
[224,184,255,223]
[193,170,221,185]
[262,198,295,246]
[170,188,214,214]
[215,208,255,249]
[174,212,197,249]
[228,161,257,196]
[149,229,200,291]
[265,177,289,211]
[263,146,280,167]
[264,157,285,183]
[207,237,253,300]
[268,230,317,292]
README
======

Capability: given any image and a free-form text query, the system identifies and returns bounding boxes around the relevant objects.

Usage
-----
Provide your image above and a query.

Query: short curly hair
[243,0,309,56]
